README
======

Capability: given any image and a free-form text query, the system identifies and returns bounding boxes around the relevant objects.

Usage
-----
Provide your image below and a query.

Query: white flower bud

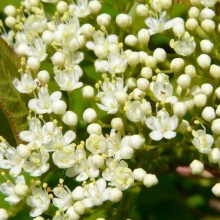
[126,77,136,89]
[114,91,127,105]
[111,118,124,130]
[4,5,16,16]
[73,201,86,215]
[127,52,140,66]
[139,101,151,115]
[108,188,123,203]
[185,65,196,78]
[5,16,16,28]
[173,102,187,117]
[177,74,191,89]
[116,13,132,29]
[173,22,185,38]
[202,107,216,122]
[133,88,145,101]
[189,0,200,6]
[0,209,9,220]
[143,174,158,188]
[216,105,220,116]
[83,108,97,123]
[56,1,68,14]
[62,111,78,126]
[209,148,220,163]
[210,64,220,79]
[197,54,211,69]
[81,24,95,37]
[88,0,102,14]
[97,13,111,27]
[72,186,85,201]
[87,123,102,135]
[16,43,29,56]
[177,119,189,134]
[133,168,147,182]
[200,8,215,19]
[145,56,157,69]
[200,39,214,53]
[212,119,220,134]
[82,85,95,99]
[141,67,152,79]
[91,155,105,168]
[33,217,45,220]
[188,6,200,18]
[216,87,220,99]
[212,183,220,197]
[184,98,195,111]
[42,30,54,44]
[190,159,204,175]
[136,4,149,17]
[66,207,80,220]
[185,18,198,31]
[125,35,138,47]
[17,144,31,158]
[137,78,150,91]
[201,83,213,96]
[27,57,40,72]
[120,146,134,159]
[51,52,66,66]
[153,48,167,63]
[170,58,185,73]
[193,94,207,107]
[47,21,56,32]
[37,70,50,84]
[201,19,215,32]
[139,51,148,64]
[137,28,150,45]
[129,135,144,149]
[14,184,28,197]
[52,100,67,115]
[160,0,172,9]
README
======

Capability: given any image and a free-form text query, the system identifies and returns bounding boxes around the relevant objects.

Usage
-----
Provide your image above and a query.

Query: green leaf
[0,37,28,144]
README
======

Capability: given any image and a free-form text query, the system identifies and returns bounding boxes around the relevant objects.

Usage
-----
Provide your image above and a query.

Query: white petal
[50,91,62,102]
[163,131,176,139]
[164,18,184,30]
[64,130,76,144]
[149,131,163,141]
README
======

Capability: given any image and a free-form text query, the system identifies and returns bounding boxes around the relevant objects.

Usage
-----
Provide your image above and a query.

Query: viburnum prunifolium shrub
[0,0,220,219]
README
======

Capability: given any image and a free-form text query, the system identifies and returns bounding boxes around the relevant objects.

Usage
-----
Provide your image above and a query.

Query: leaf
[0,37,28,144]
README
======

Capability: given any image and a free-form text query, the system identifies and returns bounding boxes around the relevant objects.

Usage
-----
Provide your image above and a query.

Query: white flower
[86,134,107,154]
[69,0,90,17]
[146,110,178,141]
[26,187,50,217]
[125,101,145,122]
[82,178,109,208]
[28,87,62,114]
[0,175,28,205]
[192,130,214,153]
[13,73,37,94]
[201,0,217,7]
[170,32,196,56]
[145,11,184,35]
[53,185,73,210]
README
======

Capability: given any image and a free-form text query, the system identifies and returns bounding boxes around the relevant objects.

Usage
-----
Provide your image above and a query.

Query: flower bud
[216,87,220,99]
[188,6,200,18]
[81,24,94,37]
[62,111,78,126]
[136,4,149,17]
[133,168,147,182]
[173,22,185,38]
[42,30,54,44]
[145,56,157,69]
[120,146,134,159]
[201,83,213,96]
[137,28,150,45]
[5,16,16,28]
[141,67,152,79]
[126,77,136,89]
[14,184,28,197]
[97,13,111,27]
[139,51,148,64]
[133,88,145,101]
[111,118,124,130]
[200,39,214,53]
[52,100,67,115]
[212,183,220,197]
[129,134,144,149]
[115,91,128,104]
[202,107,216,122]
[83,108,97,123]
[4,5,16,16]
[208,148,220,163]
[139,101,152,115]
[210,64,220,79]
[34,217,45,220]
[173,102,187,117]
[72,186,85,200]
[73,201,86,215]
[170,58,185,73]
[143,174,158,188]
[17,144,31,158]
[87,123,102,135]
[197,54,211,69]
[66,206,80,220]
[91,155,105,168]
[116,13,132,29]
[127,52,140,66]
[216,105,220,116]
[193,94,207,107]
[0,209,9,220]
[190,159,204,175]
[108,188,123,203]
[177,74,191,89]
[185,18,198,31]
[153,48,167,63]
[125,35,138,47]
[212,119,220,134]
[185,64,196,78]
[82,85,95,99]
[201,19,215,33]
[56,1,68,14]
[37,70,50,84]
[88,0,102,14]
[160,0,172,9]
[51,51,66,66]
[27,57,40,72]
[137,78,150,91]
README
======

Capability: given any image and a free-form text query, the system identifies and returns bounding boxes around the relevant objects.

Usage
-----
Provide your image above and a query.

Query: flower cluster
[1,0,220,219]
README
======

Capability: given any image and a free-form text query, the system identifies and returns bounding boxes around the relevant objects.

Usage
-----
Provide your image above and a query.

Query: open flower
[146,110,178,141]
